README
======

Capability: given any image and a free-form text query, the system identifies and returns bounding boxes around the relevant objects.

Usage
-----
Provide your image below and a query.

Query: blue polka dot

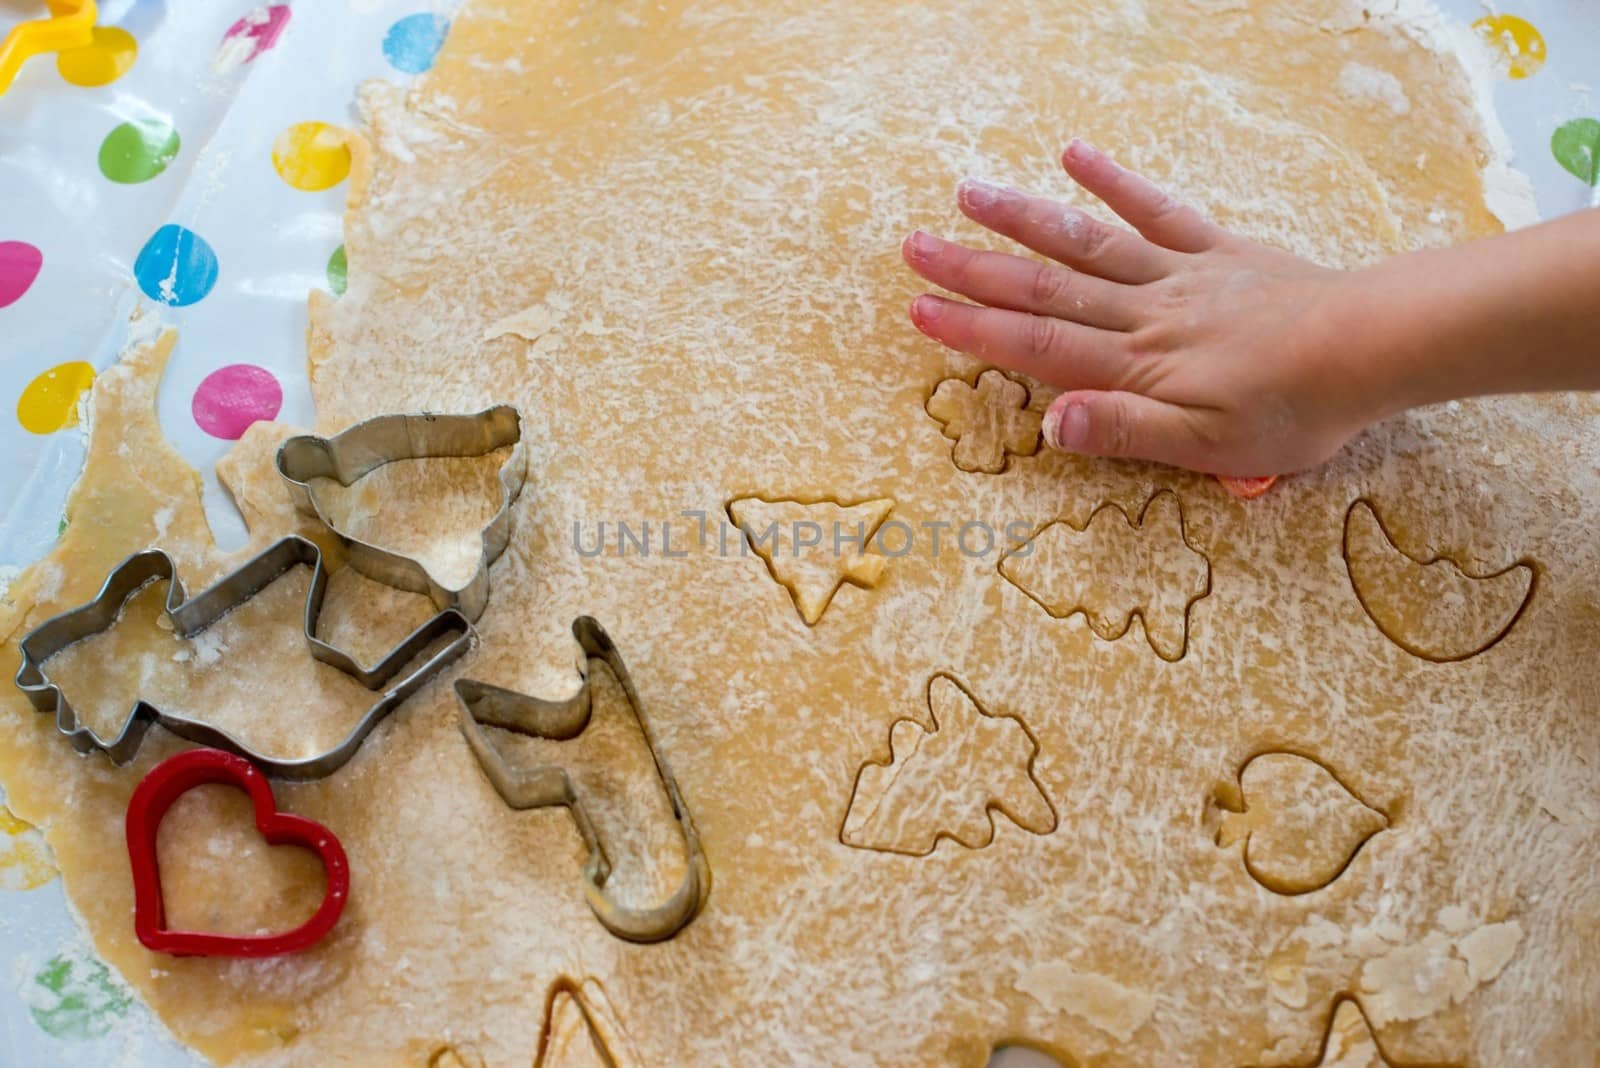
[383,13,449,75]
[133,224,219,307]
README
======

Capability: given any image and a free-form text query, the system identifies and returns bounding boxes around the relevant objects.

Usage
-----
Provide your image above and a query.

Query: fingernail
[1064,139,1095,163]
[904,231,944,261]
[958,177,1012,210]
[1044,400,1090,450]
[912,295,944,323]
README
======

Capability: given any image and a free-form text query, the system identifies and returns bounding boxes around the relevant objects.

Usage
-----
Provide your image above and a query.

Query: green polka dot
[327,244,348,296]
[1551,118,1600,186]
[29,953,131,1040]
[98,120,180,184]
[57,515,68,537]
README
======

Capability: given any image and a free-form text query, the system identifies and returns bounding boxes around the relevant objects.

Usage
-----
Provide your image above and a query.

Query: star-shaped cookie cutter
[15,536,472,780]
[275,406,527,623]
[454,617,710,943]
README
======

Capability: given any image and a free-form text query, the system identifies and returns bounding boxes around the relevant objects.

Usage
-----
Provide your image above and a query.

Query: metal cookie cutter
[15,536,472,780]
[0,0,96,95]
[454,617,710,943]
[276,406,527,623]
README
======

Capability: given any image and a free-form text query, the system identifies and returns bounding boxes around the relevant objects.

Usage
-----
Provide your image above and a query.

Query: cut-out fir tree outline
[1247,994,1462,1068]
[533,975,641,1067]
[998,489,1211,662]
[724,494,894,625]
[839,672,1057,857]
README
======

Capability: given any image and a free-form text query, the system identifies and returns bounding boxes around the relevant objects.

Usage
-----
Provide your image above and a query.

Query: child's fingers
[955,178,1174,284]
[1042,390,1216,469]
[901,231,1142,331]
[908,294,1128,389]
[1060,139,1220,254]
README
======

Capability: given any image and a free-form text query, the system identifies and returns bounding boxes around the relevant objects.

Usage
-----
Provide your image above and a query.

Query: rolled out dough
[1,1,1597,1065]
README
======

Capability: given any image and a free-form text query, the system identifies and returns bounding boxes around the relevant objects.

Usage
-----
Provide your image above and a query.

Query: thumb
[1042,390,1213,470]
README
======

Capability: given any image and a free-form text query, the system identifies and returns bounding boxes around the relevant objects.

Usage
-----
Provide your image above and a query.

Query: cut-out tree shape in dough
[1343,500,1536,663]
[428,1045,486,1068]
[1269,996,1456,1068]
[1215,753,1388,896]
[726,495,894,624]
[998,490,1210,661]
[841,673,1056,855]
[534,978,640,1068]
[925,369,1044,474]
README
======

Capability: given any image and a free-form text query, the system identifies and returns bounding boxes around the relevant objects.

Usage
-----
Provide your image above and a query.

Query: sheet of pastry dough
[1,1,1596,1065]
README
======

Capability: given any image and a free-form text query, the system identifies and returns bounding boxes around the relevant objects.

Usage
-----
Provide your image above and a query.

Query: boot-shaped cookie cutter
[454,617,710,943]
[276,407,526,623]
[15,536,472,779]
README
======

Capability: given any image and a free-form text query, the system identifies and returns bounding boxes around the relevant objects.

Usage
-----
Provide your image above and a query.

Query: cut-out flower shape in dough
[925,369,1044,474]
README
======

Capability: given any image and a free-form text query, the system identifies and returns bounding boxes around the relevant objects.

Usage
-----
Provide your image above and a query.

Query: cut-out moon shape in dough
[1342,500,1536,663]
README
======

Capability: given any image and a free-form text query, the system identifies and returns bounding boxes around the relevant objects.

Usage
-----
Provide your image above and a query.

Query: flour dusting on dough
[0,1,1589,1066]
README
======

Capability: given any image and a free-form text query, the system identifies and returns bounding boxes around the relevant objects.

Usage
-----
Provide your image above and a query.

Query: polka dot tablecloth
[0,0,1595,1063]
[0,1,454,1062]
[0,0,455,571]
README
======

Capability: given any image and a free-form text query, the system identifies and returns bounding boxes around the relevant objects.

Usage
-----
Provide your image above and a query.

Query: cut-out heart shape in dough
[126,748,350,957]
[1214,752,1388,896]
[1343,499,1536,663]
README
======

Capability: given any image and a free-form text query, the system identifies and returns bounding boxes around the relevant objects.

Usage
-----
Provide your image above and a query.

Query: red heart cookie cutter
[126,748,350,957]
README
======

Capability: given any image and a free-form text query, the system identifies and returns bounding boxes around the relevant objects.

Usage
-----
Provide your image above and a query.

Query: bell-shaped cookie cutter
[0,1,97,95]
[454,617,710,943]
[15,535,472,779]
[275,407,527,623]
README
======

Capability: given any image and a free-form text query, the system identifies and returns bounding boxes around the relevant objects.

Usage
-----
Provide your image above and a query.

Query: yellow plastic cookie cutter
[0,0,98,95]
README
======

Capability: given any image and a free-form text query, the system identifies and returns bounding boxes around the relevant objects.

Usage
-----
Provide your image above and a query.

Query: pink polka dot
[192,364,282,439]
[218,4,291,68]
[0,241,43,309]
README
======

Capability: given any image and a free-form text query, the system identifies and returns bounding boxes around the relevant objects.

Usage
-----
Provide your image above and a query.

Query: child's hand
[902,140,1377,478]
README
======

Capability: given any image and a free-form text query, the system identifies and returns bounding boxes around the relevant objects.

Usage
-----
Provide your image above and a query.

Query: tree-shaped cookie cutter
[454,617,711,943]
[276,406,527,623]
[0,1,97,95]
[15,536,472,779]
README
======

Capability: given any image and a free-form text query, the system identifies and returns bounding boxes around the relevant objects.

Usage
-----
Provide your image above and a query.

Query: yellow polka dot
[17,361,95,435]
[1472,14,1546,80]
[272,121,352,192]
[0,807,57,892]
[56,27,138,88]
